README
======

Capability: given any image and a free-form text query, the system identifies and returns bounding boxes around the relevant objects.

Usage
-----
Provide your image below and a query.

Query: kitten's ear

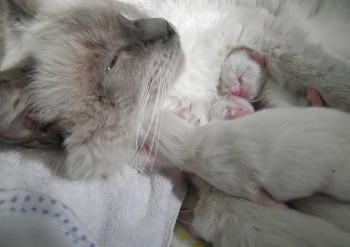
[250,51,266,67]
[4,0,38,24]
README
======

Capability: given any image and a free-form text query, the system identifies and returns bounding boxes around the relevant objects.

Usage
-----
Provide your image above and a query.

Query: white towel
[0,145,187,247]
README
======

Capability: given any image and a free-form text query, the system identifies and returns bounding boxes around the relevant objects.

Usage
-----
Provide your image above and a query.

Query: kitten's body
[152,108,350,202]
[152,107,350,245]
[191,178,350,247]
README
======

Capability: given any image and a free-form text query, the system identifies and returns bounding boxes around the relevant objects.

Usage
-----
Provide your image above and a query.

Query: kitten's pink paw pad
[256,188,289,209]
[176,108,190,122]
[225,106,252,120]
[307,88,325,107]
[139,145,157,168]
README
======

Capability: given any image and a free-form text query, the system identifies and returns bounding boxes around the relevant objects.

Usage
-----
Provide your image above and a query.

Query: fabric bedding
[0,145,187,247]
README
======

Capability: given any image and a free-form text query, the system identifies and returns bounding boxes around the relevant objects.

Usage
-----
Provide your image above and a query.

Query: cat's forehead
[43,7,131,49]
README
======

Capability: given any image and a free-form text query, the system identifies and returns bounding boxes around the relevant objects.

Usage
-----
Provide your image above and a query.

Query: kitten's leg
[290,194,350,233]
[192,189,350,247]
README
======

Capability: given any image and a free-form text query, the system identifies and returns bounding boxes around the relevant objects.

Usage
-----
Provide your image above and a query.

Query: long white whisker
[150,82,167,171]
[144,81,166,172]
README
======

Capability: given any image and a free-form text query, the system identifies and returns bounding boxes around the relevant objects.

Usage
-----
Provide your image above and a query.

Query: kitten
[189,177,350,247]
[217,47,326,111]
[218,47,267,101]
[151,107,350,203]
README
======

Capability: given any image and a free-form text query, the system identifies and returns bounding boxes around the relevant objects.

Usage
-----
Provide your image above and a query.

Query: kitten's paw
[137,144,157,168]
[224,105,252,119]
[210,96,254,120]
[307,88,325,107]
[176,107,190,122]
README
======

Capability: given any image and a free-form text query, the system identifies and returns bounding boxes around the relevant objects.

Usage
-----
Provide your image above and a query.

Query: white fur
[192,179,350,247]
[153,107,350,245]
[219,48,267,101]
[153,107,350,202]
[3,0,350,246]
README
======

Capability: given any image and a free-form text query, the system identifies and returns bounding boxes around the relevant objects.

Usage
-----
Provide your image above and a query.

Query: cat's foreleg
[265,43,350,111]
[239,19,350,111]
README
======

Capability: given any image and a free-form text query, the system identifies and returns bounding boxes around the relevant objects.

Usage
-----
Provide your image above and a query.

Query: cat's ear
[0,58,63,147]
[0,58,35,144]
[4,0,38,25]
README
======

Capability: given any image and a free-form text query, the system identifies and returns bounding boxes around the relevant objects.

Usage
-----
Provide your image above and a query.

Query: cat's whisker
[143,83,165,170]
[177,217,215,227]
[151,84,167,168]
[135,72,166,170]
[133,81,157,169]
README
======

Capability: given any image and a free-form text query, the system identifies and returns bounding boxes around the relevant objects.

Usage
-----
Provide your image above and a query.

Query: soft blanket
[0,145,187,247]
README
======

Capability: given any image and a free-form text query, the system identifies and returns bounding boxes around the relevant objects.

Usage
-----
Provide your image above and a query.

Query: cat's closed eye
[107,56,118,72]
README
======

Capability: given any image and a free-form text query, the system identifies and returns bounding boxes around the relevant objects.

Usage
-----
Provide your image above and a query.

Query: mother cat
[1,0,350,246]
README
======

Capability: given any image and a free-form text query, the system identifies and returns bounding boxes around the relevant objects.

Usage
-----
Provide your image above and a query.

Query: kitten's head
[218,48,267,101]
[1,0,184,178]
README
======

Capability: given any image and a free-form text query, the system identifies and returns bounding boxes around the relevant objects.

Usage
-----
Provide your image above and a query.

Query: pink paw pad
[139,145,157,168]
[176,108,190,122]
[307,88,325,107]
[224,106,252,120]
[255,188,289,209]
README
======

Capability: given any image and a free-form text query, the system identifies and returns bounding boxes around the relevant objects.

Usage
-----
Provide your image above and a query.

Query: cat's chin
[61,132,134,180]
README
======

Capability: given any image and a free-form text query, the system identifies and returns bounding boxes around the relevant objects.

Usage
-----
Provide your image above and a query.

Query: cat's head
[0,0,184,178]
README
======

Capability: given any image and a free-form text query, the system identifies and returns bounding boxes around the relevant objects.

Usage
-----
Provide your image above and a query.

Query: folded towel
[0,145,187,247]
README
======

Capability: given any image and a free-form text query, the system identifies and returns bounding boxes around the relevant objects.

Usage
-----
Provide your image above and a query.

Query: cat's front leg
[265,43,350,111]
[239,18,350,111]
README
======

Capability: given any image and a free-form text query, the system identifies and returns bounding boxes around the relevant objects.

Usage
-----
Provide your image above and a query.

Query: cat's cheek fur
[63,133,133,179]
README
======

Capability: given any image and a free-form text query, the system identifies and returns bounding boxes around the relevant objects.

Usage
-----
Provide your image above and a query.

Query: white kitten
[190,177,350,247]
[152,107,350,203]
[218,48,267,101]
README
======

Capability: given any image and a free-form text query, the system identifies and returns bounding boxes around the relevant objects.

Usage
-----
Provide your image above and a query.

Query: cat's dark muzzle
[133,18,178,45]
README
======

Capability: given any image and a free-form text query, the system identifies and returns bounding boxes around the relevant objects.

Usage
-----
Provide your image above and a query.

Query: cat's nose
[135,18,177,44]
